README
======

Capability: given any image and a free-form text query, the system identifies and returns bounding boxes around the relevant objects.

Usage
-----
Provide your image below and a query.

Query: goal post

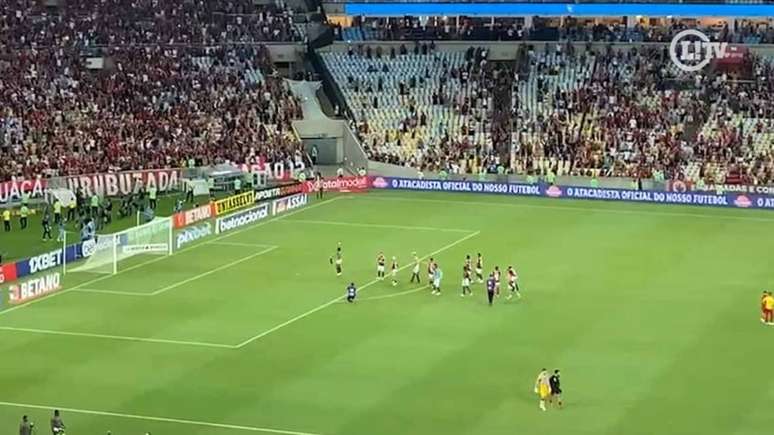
[71,216,173,275]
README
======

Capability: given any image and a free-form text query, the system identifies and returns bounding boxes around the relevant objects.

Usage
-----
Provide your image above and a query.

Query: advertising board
[214,191,256,216]
[216,203,271,234]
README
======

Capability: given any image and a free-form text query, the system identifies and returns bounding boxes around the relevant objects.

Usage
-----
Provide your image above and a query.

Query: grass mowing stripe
[284,219,473,233]
[0,197,344,317]
[150,246,277,296]
[362,194,774,222]
[234,230,480,348]
[0,401,324,435]
[0,326,235,349]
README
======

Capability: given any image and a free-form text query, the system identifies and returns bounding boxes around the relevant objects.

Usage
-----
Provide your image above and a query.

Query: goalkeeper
[50,409,65,435]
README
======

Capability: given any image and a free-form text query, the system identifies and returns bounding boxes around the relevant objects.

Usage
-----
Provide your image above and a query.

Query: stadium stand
[322,42,774,183]
[336,16,774,44]
[0,0,308,181]
[0,44,305,180]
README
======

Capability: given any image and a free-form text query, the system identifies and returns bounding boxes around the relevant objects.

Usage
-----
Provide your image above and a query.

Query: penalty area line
[0,197,343,317]
[0,326,235,349]
[234,230,480,348]
[0,401,325,435]
[335,285,430,303]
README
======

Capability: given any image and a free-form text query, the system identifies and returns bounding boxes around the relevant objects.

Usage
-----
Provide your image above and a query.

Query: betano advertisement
[173,203,214,229]
[6,271,62,305]
[370,176,774,210]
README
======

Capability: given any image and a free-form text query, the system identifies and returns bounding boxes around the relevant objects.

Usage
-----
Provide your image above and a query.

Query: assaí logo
[272,194,308,215]
[176,222,212,248]
[371,177,388,188]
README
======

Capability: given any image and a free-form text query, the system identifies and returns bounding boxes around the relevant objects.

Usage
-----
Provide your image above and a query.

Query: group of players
[334,243,567,411]
[333,244,523,304]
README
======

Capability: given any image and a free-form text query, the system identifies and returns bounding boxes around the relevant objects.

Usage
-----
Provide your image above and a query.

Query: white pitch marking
[362,194,774,222]
[284,219,472,233]
[0,197,344,317]
[210,242,278,248]
[234,230,480,348]
[337,285,429,303]
[150,246,277,296]
[0,326,235,349]
[72,288,152,296]
[0,400,324,435]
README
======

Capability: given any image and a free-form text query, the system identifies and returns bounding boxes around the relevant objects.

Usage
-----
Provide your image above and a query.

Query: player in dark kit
[486,273,496,305]
[346,282,357,303]
[51,409,65,434]
[549,370,563,408]
[461,264,472,296]
[376,252,386,279]
[427,257,435,284]
[330,242,343,276]
[475,253,484,283]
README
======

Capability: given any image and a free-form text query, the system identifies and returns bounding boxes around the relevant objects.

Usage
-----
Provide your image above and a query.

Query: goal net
[71,217,173,274]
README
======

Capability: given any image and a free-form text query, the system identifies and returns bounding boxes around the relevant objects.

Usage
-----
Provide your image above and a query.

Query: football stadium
[1,1,774,434]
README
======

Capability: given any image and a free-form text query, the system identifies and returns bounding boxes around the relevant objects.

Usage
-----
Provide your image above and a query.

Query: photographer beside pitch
[51,409,65,434]
[19,415,32,435]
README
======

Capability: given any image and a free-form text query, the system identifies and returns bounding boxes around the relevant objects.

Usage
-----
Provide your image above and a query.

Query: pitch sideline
[0,400,324,435]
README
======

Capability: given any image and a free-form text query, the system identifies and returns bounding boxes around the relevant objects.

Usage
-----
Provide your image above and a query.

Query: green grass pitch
[1,190,773,435]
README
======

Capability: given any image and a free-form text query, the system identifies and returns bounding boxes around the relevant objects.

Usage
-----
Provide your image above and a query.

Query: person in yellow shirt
[19,205,29,229]
[53,198,62,224]
[762,291,774,325]
[534,368,551,411]
[2,209,11,232]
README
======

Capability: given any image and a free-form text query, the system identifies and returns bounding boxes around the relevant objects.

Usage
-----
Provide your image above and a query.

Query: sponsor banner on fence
[695,183,774,196]
[254,182,304,202]
[123,243,169,254]
[371,177,774,210]
[0,177,47,204]
[239,161,306,181]
[216,203,270,234]
[370,177,542,197]
[176,222,212,249]
[64,169,181,198]
[173,203,214,229]
[214,191,256,216]
[15,244,82,278]
[304,176,369,193]
[272,193,309,216]
[0,263,18,285]
[6,271,62,305]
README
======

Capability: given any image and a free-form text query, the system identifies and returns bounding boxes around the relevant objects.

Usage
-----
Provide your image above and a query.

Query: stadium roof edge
[341,3,774,18]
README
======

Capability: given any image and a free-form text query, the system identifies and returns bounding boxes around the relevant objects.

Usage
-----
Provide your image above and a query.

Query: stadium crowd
[324,41,774,184]
[338,16,773,44]
[1,0,303,48]
[0,0,308,182]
